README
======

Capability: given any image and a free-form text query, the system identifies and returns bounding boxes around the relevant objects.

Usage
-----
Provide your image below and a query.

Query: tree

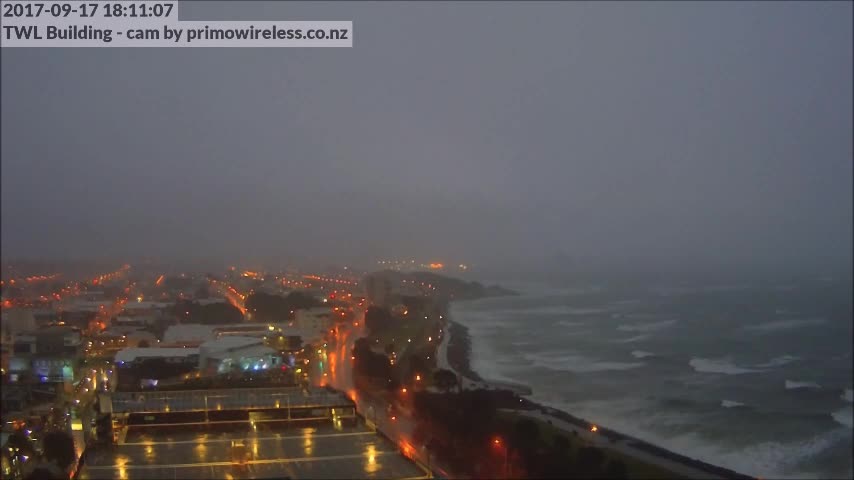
[284,291,321,310]
[137,339,150,348]
[511,418,540,449]
[604,460,628,479]
[94,415,111,444]
[365,306,393,333]
[194,285,210,299]
[353,338,372,358]
[6,431,33,457]
[576,446,606,478]
[172,299,200,320]
[245,291,321,323]
[539,434,573,479]
[40,431,76,472]
[433,369,457,393]
[510,418,540,471]
[162,276,193,291]
[406,354,430,380]
[196,303,243,325]
[384,343,395,356]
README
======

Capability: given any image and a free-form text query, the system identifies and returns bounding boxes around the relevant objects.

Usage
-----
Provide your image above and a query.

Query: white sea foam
[524,352,644,373]
[617,319,677,332]
[613,334,650,343]
[744,318,826,333]
[689,357,762,375]
[651,284,751,296]
[485,305,611,317]
[785,380,821,390]
[842,388,853,403]
[631,350,655,359]
[831,406,853,428]
[459,320,522,384]
[721,400,746,408]
[548,397,849,479]
[756,355,800,368]
[611,299,642,306]
[555,320,584,328]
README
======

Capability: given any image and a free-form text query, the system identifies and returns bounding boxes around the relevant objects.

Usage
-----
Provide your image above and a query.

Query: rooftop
[77,421,426,480]
[165,322,327,346]
[200,336,263,352]
[207,344,275,360]
[16,325,80,337]
[115,347,200,364]
[196,298,227,306]
[123,301,171,310]
[163,324,217,343]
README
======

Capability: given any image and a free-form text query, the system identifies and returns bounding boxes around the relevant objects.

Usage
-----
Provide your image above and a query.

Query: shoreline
[441,309,755,480]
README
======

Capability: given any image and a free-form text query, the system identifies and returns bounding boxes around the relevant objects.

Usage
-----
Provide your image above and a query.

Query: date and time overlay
[1,1,352,47]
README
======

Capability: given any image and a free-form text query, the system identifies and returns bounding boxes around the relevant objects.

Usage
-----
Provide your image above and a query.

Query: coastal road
[328,311,451,478]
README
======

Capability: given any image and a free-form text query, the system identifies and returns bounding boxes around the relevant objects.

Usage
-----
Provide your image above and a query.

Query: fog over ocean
[450,275,853,479]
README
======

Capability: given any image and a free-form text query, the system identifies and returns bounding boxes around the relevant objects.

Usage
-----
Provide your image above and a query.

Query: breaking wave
[831,407,853,428]
[617,319,677,332]
[756,355,801,368]
[555,320,585,328]
[524,352,645,373]
[785,380,821,390]
[745,318,826,333]
[689,357,762,375]
[613,334,650,343]
[631,350,655,359]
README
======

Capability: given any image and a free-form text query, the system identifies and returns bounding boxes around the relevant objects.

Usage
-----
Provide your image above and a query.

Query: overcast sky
[2,1,851,275]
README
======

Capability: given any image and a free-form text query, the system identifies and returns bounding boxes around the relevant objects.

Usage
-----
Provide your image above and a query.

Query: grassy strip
[496,410,681,480]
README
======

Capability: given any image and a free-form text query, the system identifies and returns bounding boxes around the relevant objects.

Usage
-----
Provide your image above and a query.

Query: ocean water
[450,276,853,479]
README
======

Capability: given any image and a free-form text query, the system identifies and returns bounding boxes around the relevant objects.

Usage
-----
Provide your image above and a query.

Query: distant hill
[366,270,516,302]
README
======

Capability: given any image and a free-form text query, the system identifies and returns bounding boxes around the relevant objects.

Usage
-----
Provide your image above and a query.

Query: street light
[493,437,508,478]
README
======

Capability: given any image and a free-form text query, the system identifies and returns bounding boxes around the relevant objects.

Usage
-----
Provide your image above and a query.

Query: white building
[163,324,218,345]
[114,347,200,366]
[295,307,332,332]
[122,301,172,311]
[115,336,281,376]
[163,322,325,351]
[1,309,36,344]
[196,298,227,306]
[198,336,280,374]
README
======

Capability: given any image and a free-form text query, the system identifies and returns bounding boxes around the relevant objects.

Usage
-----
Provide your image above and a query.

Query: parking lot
[78,421,427,479]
